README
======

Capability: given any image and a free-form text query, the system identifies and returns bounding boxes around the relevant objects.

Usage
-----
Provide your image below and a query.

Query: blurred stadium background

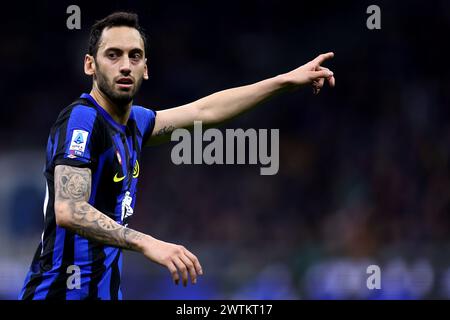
[1,0,450,299]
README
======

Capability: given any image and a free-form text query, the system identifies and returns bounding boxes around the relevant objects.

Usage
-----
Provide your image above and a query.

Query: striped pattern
[19,94,156,300]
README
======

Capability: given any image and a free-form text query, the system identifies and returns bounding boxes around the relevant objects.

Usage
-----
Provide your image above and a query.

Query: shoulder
[131,105,156,118]
[131,105,157,130]
[55,101,100,128]
[51,101,104,144]
[56,100,98,121]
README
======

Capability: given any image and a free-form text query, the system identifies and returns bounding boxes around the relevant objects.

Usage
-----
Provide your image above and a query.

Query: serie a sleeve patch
[68,129,89,158]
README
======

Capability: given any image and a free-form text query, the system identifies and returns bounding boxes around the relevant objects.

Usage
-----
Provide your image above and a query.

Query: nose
[119,57,131,75]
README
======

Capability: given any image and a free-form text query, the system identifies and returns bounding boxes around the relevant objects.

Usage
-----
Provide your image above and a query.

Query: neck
[90,86,131,126]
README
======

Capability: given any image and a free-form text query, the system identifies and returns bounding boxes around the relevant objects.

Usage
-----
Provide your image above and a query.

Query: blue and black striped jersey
[19,93,156,300]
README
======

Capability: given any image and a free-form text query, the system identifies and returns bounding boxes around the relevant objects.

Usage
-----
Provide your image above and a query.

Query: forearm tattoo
[54,165,144,250]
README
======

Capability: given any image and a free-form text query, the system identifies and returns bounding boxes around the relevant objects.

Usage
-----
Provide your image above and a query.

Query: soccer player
[19,12,335,300]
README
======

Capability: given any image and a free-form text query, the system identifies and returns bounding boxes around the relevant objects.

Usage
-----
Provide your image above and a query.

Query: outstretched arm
[147,52,335,146]
[54,165,202,286]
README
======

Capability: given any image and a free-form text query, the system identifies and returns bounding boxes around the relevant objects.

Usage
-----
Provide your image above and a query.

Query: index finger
[313,52,335,66]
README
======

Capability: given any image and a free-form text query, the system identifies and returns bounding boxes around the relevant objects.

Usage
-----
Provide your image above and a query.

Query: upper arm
[54,165,92,225]
[145,103,201,146]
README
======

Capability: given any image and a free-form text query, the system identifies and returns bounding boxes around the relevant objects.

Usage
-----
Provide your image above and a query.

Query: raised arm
[146,52,335,146]
[54,165,202,286]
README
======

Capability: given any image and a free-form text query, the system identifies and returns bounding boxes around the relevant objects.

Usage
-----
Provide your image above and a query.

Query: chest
[102,122,143,190]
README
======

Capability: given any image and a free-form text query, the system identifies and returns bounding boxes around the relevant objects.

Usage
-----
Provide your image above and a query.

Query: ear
[143,58,149,80]
[84,54,96,76]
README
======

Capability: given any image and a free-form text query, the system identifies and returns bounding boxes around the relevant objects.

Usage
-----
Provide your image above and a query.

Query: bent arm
[54,165,203,285]
[54,165,146,251]
[146,52,335,146]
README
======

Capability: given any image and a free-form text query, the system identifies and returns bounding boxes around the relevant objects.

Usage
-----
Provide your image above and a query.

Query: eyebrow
[104,47,144,55]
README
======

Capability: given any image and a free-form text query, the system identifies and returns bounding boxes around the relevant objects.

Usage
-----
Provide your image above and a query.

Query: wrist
[271,73,297,91]
[134,233,156,253]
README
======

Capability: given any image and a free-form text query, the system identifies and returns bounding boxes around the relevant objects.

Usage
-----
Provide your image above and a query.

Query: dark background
[0,0,449,299]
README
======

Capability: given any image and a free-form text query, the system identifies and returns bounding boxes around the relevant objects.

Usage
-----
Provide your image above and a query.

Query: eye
[131,53,142,60]
[107,52,117,59]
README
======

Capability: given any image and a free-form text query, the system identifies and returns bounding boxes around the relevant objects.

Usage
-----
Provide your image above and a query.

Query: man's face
[92,26,148,106]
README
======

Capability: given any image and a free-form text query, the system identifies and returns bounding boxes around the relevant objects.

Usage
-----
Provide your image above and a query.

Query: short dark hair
[88,12,148,58]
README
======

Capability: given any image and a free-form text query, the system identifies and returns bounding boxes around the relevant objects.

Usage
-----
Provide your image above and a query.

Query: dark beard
[95,68,143,111]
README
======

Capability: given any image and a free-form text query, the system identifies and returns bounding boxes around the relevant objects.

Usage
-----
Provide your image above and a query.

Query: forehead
[98,26,145,52]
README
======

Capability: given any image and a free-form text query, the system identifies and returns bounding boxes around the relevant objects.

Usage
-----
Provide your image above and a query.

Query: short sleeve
[132,106,157,144]
[53,105,100,169]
